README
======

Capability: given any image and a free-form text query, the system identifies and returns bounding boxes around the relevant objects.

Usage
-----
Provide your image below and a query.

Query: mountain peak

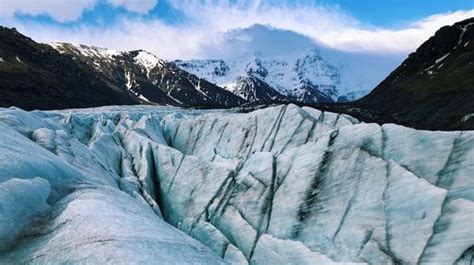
[175,48,347,103]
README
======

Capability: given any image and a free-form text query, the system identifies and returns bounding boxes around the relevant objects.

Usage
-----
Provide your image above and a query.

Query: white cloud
[0,0,157,22]
[166,0,474,54]
[0,0,97,22]
[1,0,473,59]
[106,0,158,14]
[317,9,474,53]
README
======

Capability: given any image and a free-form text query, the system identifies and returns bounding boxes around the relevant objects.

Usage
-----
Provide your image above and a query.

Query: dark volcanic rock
[357,18,474,130]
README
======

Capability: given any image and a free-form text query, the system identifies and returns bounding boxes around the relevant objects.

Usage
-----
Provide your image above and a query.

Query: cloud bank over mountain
[0,0,473,59]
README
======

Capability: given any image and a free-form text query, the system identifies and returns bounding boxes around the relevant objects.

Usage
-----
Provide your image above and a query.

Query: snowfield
[0,104,473,264]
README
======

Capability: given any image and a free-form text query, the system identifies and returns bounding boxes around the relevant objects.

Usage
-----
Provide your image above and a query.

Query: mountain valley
[0,13,473,265]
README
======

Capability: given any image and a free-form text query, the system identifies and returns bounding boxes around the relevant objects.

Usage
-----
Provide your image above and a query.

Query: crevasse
[0,104,472,264]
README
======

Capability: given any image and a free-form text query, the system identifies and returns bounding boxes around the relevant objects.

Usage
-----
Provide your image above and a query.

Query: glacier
[0,104,473,264]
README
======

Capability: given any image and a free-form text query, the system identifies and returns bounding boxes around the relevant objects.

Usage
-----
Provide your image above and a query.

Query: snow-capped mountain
[51,43,246,108]
[174,24,403,104]
[175,50,341,103]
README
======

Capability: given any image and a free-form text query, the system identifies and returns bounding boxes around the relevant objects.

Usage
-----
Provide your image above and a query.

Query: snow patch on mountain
[133,50,165,77]
[435,53,450,64]
[457,22,474,46]
[124,71,134,90]
[52,42,122,60]
[462,113,474,122]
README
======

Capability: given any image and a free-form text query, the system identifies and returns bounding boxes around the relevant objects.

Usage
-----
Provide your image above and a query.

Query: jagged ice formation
[0,104,473,264]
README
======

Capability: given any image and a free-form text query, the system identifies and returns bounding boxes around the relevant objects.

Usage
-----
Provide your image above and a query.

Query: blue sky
[5,0,474,27]
[1,0,473,59]
[326,0,474,26]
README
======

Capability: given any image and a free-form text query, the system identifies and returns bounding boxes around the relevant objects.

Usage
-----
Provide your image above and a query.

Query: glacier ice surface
[0,104,473,264]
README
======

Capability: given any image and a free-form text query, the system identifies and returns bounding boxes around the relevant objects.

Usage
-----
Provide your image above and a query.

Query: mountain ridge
[0,26,139,110]
[0,25,247,111]
[175,49,352,104]
[52,42,246,108]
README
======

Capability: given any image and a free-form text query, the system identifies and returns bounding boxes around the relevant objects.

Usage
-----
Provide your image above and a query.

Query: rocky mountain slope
[52,43,246,108]
[1,105,472,264]
[0,26,245,110]
[0,26,138,110]
[357,18,474,130]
